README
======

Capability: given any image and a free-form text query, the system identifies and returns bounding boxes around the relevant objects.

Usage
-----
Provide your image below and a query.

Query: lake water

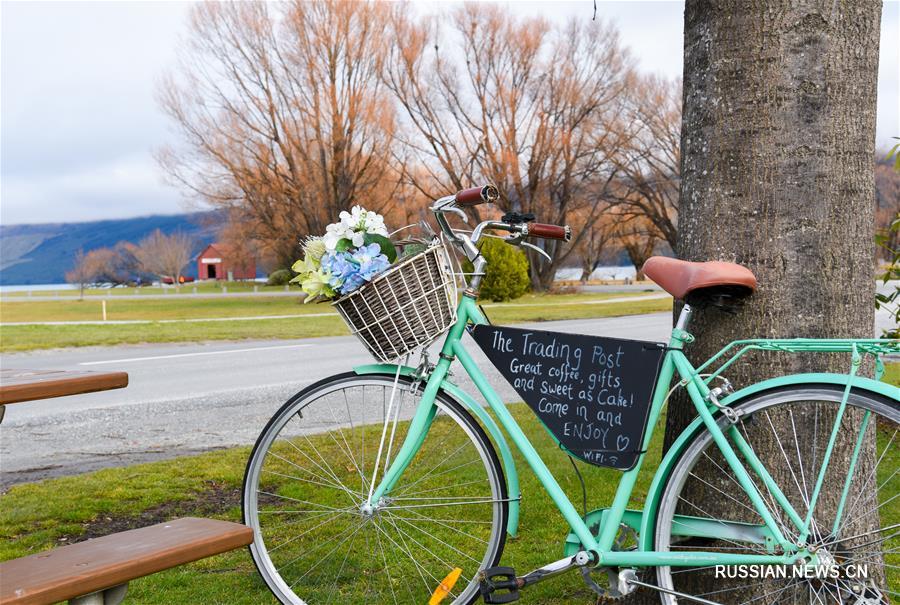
[555,266,637,281]
[0,283,78,293]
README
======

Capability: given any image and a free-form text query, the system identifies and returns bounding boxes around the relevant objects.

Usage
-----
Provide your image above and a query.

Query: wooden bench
[0,369,129,424]
[0,517,253,605]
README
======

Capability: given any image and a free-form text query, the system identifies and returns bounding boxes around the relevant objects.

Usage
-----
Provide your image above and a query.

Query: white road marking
[79,344,312,366]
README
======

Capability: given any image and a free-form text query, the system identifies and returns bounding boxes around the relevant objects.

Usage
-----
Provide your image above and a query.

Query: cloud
[1,153,185,224]
[1,1,191,224]
[1,0,897,225]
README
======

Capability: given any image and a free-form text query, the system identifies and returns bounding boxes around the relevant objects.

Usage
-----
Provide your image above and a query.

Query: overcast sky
[1,1,898,226]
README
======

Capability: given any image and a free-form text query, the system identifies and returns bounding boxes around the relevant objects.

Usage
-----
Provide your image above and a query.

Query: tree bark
[652,0,882,601]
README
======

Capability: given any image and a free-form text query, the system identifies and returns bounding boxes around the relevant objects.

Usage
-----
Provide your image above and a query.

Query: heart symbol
[616,435,630,452]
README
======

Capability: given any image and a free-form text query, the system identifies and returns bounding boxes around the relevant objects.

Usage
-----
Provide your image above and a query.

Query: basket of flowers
[291,207,457,362]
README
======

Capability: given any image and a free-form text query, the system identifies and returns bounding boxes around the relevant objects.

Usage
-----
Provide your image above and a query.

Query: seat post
[675,304,693,332]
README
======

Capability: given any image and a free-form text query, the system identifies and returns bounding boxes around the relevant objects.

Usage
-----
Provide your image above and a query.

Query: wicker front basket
[332,243,458,362]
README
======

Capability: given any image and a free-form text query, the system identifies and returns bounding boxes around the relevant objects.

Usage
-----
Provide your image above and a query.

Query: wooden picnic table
[0,368,254,605]
[0,368,129,406]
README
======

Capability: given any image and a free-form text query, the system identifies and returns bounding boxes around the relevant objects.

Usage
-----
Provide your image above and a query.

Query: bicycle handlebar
[525,223,571,242]
[455,185,500,207]
[430,186,571,264]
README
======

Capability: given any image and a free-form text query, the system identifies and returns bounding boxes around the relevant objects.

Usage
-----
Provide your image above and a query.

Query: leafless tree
[158,1,405,269]
[132,230,193,286]
[611,75,681,249]
[80,245,137,287]
[574,211,617,282]
[614,214,660,281]
[65,249,95,299]
[386,5,634,289]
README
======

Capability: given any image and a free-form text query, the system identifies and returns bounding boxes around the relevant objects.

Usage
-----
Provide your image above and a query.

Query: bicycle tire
[242,372,509,604]
[654,385,899,604]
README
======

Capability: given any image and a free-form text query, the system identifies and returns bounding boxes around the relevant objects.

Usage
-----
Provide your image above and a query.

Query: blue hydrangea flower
[319,251,352,290]
[320,244,390,295]
[352,244,391,281]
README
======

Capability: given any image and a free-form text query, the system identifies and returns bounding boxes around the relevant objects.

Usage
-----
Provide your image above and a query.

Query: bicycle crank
[479,551,598,603]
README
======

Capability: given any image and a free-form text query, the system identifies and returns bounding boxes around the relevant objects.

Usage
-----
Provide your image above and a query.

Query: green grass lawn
[0,294,672,353]
[883,361,900,387]
[0,404,657,604]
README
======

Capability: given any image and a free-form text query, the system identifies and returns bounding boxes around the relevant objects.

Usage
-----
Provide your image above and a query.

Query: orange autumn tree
[158,1,405,269]
[386,5,634,289]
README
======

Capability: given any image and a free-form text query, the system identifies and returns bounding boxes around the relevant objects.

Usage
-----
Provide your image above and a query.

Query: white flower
[323,206,389,250]
[323,223,347,251]
[364,212,388,236]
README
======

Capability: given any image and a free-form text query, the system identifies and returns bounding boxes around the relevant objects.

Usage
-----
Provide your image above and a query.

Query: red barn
[196,243,256,281]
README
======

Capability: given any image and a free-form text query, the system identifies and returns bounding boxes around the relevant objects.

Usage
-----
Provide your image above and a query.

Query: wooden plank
[0,517,253,605]
[0,369,128,405]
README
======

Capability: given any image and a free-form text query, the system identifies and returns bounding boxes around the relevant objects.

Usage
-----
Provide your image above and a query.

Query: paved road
[0,314,672,488]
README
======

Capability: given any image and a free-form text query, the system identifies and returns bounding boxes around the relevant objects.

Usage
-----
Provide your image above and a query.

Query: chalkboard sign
[472,325,666,470]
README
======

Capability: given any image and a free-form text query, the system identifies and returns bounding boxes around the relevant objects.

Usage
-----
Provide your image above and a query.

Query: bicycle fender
[638,372,898,552]
[354,363,521,537]
[719,372,899,404]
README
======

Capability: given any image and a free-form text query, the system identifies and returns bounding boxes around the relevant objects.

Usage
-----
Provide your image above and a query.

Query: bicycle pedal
[479,566,520,604]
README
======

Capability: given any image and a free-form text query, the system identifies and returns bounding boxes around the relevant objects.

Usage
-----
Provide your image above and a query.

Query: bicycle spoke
[373,521,399,605]
[266,509,349,554]
[387,507,488,544]
[282,518,365,581]
[324,521,360,605]
[836,427,897,538]
[281,437,359,503]
[736,423,800,541]
[391,442,478,496]
[765,410,811,518]
[377,516,474,585]
[262,466,362,496]
[265,448,352,494]
[373,518,445,585]
[380,513,438,598]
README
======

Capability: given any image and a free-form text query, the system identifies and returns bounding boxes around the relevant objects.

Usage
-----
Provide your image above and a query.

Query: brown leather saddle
[643,256,757,309]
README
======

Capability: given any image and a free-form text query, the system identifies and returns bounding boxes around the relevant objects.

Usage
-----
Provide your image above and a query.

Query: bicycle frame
[364,294,899,569]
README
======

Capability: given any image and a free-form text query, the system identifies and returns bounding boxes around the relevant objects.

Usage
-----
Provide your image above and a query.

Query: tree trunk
[653,0,882,601]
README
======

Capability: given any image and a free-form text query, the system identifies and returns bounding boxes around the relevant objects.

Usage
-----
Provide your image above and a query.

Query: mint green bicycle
[243,186,899,604]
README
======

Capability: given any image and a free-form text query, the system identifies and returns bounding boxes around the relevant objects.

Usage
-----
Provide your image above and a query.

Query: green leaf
[363,233,397,262]
[400,243,428,259]
[887,138,900,172]
[335,238,353,252]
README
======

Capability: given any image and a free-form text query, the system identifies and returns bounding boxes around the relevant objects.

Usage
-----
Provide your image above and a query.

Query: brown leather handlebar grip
[527,223,572,242]
[455,185,500,206]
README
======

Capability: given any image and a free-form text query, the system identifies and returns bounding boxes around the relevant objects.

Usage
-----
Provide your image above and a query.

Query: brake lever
[446,206,469,224]
[520,240,552,262]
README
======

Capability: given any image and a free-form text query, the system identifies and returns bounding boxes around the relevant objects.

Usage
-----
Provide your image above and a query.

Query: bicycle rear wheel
[654,385,899,604]
[242,372,508,604]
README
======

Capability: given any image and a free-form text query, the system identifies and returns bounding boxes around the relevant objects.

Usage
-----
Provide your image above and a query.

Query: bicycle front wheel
[654,385,898,604]
[243,372,508,605]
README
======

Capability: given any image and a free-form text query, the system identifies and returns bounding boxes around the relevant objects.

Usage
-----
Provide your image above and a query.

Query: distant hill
[0,211,226,285]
